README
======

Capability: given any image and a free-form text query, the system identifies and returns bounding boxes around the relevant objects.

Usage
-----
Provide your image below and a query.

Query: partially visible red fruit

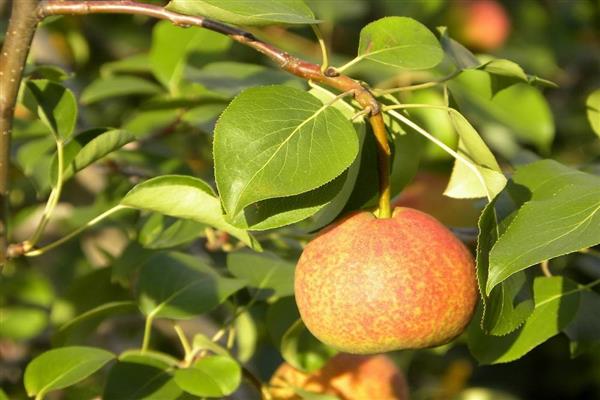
[452,0,511,51]
[269,353,409,400]
[295,207,477,354]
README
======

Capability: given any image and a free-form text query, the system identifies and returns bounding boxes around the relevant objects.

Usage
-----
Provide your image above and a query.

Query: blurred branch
[0,0,41,267]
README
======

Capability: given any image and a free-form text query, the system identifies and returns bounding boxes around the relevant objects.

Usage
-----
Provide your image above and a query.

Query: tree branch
[0,0,41,266]
[38,0,392,217]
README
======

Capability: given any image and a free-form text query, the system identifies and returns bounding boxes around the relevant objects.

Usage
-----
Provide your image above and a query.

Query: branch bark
[0,0,41,265]
[38,0,392,218]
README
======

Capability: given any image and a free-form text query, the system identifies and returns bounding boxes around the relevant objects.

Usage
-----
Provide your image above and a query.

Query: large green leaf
[166,0,318,26]
[214,85,358,216]
[81,76,162,104]
[356,17,443,70]
[586,88,600,138]
[23,79,77,140]
[24,346,115,398]
[150,21,230,92]
[136,252,245,319]
[51,128,135,184]
[174,356,241,397]
[227,251,295,298]
[468,277,581,364]
[104,353,184,400]
[120,175,260,250]
[487,160,600,294]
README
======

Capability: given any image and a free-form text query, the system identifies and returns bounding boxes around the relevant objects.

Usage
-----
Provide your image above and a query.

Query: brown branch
[38,0,392,218]
[0,0,41,266]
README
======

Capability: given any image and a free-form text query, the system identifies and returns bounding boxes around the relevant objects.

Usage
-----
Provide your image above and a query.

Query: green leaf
[281,319,338,372]
[24,79,77,140]
[487,160,600,294]
[356,17,443,70]
[476,200,534,336]
[266,297,336,372]
[139,214,207,250]
[227,250,295,298]
[234,311,257,363]
[136,252,246,319]
[166,0,318,26]
[150,21,231,92]
[468,277,581,364]
[479,59,528,82]
[450,70,555,153]
[81,76,162,104]
[586,89,600,138]
[51,128,135,184]
[443,110,506,199]
[228,172,347,230]
[104,353,183,400]
[214,85,358,216]
[53,301,138,346]
[0,306,48,340]
[186,61,302,98]
[24,346,115,398]
[192,333,230,356]
[100,54,152,77]
[174,356,241,397]
[121,175,260,250]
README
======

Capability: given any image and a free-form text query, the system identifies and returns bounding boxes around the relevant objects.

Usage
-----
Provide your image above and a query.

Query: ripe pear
[295,207,477,354]
[269,353,409,400]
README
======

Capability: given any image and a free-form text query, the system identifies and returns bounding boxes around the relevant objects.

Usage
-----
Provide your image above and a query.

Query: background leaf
[23,79,77,140]
[227,250,295,298]
[214,85,358,216]
[24,346,114,397]
[136,252,245,319]
[166,0,318,26]
[586,89,600,138]
[81,76,162,104]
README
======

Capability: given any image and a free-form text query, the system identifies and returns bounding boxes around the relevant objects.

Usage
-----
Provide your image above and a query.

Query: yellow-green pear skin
[294,207,478,354]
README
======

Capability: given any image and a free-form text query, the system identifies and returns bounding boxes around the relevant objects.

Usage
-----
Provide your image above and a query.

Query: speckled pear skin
[269,353,409,400]
[294,207,477,354]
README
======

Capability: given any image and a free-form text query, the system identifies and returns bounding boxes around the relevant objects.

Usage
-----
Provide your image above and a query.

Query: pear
[295,207,477,354]
[269,353,409,400]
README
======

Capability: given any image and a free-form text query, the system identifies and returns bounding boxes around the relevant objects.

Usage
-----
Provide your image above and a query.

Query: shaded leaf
[166,0,318,26]
[24,346,114,397]
[139,214,207,250]
[81,76,162,104]
[0,306,48,340]
[104,353,184,400]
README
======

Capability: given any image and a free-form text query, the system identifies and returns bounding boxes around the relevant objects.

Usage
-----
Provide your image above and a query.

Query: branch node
[324,66,339,77]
